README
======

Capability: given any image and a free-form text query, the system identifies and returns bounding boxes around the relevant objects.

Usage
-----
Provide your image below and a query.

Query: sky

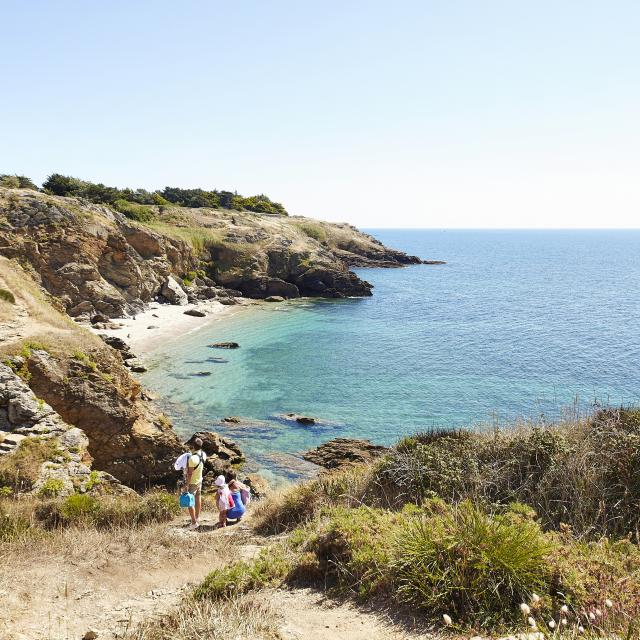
[1,1,639,228]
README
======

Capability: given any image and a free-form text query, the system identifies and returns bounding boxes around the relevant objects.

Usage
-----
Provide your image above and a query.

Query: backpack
[240,487,251,506]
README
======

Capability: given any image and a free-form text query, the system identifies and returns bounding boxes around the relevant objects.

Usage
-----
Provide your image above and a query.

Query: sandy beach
[89,299,252,357]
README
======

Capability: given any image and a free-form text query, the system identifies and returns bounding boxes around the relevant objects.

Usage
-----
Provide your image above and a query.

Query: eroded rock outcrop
[0,363,131,496]
[23,348,183,489]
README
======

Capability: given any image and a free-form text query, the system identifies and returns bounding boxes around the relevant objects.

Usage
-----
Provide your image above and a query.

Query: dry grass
[122,594,282,640]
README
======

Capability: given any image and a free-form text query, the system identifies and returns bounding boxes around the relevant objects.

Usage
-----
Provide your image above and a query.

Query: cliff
[0,187,423,319]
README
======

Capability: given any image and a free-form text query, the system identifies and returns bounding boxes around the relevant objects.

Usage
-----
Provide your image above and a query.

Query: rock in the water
[184,308,207,317]
[208,342,239,349]
[185,431,244,465]
[90,313,109,324]
[303,438,387,469]
[283,413,316,425]
[217,297,238,305]
[265,295,285,302]
[161,276,188,306]
[189,371,211,377]
[128,363,148,373]
[222,416,241,423]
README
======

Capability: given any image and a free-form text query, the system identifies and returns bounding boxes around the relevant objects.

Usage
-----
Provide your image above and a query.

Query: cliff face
[0,188,423,317]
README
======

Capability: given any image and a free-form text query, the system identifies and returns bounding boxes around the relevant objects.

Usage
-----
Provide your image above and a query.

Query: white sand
[90,299,251,356]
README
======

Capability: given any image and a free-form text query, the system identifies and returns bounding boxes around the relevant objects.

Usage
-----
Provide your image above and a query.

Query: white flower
[595,608,602,617]
[578,625,585,633]
[560,604,569,613]
[520,603,531,615]
[605,598,613,608]
[527,616,536,628]
[442,614,452,626]
[561,618,568,626]
[589,612,596,621]
[548,620,556,629]
[531,593,541,603]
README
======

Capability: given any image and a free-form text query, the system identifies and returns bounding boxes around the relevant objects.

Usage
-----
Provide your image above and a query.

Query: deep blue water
[142,230,640,482]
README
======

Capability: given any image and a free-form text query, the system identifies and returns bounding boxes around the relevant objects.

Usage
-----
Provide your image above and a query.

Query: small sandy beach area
[89,299,252,356]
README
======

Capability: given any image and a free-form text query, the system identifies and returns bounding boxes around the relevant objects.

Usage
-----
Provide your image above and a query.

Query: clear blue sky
[2,1,639,227]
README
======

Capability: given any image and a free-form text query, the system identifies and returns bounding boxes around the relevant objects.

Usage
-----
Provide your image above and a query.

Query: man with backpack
[185,437,206,529]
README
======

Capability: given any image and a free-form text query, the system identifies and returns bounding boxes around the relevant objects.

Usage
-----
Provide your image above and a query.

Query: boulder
[243,473,270,498]
[303,438,388,469]
[185,431,244,463]
[161,276,188,306]
[265,296,285,302]
[184,308,207,317]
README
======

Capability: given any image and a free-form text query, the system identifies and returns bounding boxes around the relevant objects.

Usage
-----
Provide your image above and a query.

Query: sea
[141,230,640,483]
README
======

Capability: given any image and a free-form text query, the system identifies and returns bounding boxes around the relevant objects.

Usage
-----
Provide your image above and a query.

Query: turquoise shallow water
[142,230,640,481]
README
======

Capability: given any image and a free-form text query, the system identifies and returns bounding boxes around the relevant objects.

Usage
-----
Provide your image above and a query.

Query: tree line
[0,173,288,216]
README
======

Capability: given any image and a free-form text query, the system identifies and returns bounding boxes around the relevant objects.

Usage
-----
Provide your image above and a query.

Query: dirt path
[1,510,439,640]
[0,515,263,640]
[271,588,433,640]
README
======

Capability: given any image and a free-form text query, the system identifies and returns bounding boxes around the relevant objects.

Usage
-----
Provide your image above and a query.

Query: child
[214,475,232,528]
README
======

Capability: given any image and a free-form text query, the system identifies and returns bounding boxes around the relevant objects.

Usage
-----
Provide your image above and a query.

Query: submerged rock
[208,342,239,349]
[303,438,388,469]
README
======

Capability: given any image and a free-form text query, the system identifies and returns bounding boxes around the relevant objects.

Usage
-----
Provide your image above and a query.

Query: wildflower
[589,612,596,621]
[548,620,556,629]
[578,625,585,633]
[560,604,569,613]
[561,618,568,626]
[527,616,536,628]
[605,598,613,608]
[520,603,531,615]
[595,608,602,617]
[442,614,452,626]
[531,593,541,603]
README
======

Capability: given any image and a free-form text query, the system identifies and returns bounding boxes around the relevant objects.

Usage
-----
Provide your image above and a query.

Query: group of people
[175,437,250,530]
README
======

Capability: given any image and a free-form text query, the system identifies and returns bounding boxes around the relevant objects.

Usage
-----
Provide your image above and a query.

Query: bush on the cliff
[370,411,640,538]
[41,173,289,214]
[0,174,38,190]
[113,199,155,222]
[394,501,553,625]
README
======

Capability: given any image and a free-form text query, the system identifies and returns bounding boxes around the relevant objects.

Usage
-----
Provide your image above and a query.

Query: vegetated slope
[0,187,423,320]
[192,417,640,636]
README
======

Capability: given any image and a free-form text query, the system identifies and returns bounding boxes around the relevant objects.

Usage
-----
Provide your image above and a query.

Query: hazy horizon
[2,1,639,229]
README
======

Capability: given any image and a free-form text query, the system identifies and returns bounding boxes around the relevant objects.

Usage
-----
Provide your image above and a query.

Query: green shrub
[294,222,327,243]
[194,544,292,600]
[393,501,553,625]
[38,478,65,498]
[113,199,155,222]
[300,506,404,599]
[0,288,15,304]
[72,350,97,371]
